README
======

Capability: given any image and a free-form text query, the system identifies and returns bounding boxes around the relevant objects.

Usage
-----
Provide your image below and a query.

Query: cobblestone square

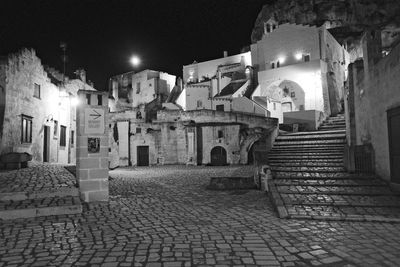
[1,164,400,266]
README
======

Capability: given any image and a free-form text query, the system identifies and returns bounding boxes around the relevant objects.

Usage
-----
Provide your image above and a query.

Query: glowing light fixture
[71,97,79,106]
[130,55,141,67]
[295,53,303,60]
[278,56,286,63]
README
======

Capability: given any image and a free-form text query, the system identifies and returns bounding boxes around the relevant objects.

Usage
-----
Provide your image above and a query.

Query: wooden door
[137,146,149,166]
[388,107,400,184]
[210,146,227,166]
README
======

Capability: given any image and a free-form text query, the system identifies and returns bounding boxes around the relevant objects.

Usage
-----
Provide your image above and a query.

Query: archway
[210,146,227,166]
[262,79,306,111]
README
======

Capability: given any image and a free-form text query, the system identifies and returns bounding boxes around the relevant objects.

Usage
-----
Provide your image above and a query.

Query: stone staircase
[268,114,400,222]
[0,163,82,220]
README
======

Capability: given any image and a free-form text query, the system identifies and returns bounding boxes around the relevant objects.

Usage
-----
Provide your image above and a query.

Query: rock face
[251,0,400,49]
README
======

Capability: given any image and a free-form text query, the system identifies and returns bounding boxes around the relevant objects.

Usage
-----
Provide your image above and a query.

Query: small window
[136,127,141,134]
[136,82,141,94]
[53,120,58,138]
[97,95,103,106]
[86,94,91,105]
[136,111,142,119]
[266,24,271,33]
[271,62,275,69]
[60,126,66,147]
[304,54,310,62]
[21,115,32,143]
[273,103,276,110]
[197,100,202,108]
[218,130,223,139]
[216,104,224,111]
[277,61,280,68]
[71,130,75,146]
[33,83,40,99]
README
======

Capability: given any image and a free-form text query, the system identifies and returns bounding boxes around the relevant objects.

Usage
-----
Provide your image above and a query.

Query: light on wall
[295,53,303,60]
[278,57,286,63]
[70,97,79,106]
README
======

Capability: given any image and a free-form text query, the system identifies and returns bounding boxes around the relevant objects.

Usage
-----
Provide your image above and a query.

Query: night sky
[0,0,271,91]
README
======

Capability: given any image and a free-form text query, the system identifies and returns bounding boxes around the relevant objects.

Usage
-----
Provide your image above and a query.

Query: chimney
[74,69,87,83]
[223,51,228,58]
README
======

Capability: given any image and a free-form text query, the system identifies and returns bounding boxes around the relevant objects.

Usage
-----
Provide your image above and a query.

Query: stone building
[0,48,96,165]
[251,21,350,129]
[345,30,400,187]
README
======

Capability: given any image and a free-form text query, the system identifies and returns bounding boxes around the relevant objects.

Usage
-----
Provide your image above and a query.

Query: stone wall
[349,33,400,182]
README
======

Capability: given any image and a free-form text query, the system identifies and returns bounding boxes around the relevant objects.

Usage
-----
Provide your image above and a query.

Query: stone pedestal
[76,90,109,202]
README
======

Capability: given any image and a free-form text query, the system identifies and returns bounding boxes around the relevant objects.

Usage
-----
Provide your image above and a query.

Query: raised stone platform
[0,162,82,220]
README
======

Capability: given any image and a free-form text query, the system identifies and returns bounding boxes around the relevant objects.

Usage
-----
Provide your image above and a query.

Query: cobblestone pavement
[1,165,400,266]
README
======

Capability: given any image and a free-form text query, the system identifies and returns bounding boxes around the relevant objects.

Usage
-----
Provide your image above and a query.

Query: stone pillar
[76,90,109,202]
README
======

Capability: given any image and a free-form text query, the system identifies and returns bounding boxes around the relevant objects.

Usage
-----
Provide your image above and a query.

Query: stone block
[77,169,89,180]
[89,168,108,179]
[76,146,88,158]
[78,158,100,169]
[88,190,109,202]
[101,179,109,190]
[100,158,109,168]
[80,180,101,191]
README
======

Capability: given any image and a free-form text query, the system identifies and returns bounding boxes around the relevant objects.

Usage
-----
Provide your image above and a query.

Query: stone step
[0,196,82,220]
[269,162,343,167]
[0,186,79,201]
[272,166,346,173]
[280,129,345,136]
[269,149,344,153]
[281,193,400,206]
[273,172,358,179]
[273,139,345,145]
[286,205,400,222]
[268,155,343,160]
[270,146,344,152]
[277,185,397,195]
[273,178,386,186]
[276,135,345,142]
[319,125,345,130]
[268,158,343,163]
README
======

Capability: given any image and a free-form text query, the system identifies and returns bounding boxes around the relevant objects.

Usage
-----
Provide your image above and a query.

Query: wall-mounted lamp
[295,53,303,60]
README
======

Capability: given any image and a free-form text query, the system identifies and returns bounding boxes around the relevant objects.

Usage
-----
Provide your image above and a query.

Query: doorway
[137,146,149,166]
[210,146,227,166]
[388,106,400,184]
[43,126,50,162]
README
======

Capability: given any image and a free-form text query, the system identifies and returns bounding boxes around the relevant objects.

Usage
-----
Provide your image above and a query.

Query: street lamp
[130,55,141,67]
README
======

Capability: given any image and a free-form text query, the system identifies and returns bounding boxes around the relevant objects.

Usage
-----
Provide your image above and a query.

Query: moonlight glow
[130,56,141,66]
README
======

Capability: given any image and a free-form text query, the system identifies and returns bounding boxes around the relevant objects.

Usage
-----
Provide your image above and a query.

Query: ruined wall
[351,37,400,181]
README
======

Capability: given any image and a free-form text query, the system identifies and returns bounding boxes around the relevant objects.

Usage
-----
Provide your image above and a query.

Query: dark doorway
[43,126,50,162]
[197,127,203,165]
[137,146,149,166]
[388,107,400,184]
[248,143,255,165]
[210,146,227,166]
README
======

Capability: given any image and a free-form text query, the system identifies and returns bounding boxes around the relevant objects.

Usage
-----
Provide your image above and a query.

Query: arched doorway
[210,146,227,166]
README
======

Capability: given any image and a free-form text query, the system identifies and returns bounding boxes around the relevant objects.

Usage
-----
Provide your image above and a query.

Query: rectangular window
[70,130,74,146]
[216,104,224,111]
[33,83,40,99]
[197,100,202,108]
[86,94,91,105]
[271,62,275,69]
[60,126,66,147]
[273,103,276,110]
[97,94,103,106]
[53,120,58,138]
[136,82,141,94]
[277,61,280,68]
[136,127,141,134]
[218,130,223,138]
[21,115,32,143]
[304,54,310,62]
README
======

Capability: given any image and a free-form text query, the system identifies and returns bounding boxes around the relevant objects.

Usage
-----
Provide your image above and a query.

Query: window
[60,126,66,147]
[273,103,276,110]
[53,120,58,138]
[197,100,202,108]
[136,127,141,134]
[21,115,32,143]
[86,94,91,105]
[33,83,40,99]
[271,62,275,69]
[71,130,75,146]
[218,130,223,138]
[136,82,141,94]
[304,54,310,62]
[97,95,102,106]
[277,61,280,68]
[216,104,224,111]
